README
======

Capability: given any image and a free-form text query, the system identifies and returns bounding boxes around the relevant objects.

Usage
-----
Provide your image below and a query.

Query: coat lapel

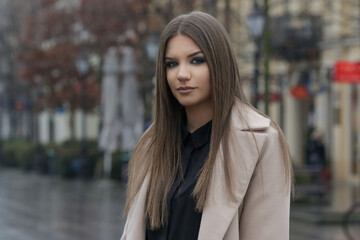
[122,175,149,240]
[198,103,270,240]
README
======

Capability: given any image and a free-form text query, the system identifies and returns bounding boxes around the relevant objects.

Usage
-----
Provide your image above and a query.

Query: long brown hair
[125,11,293,230]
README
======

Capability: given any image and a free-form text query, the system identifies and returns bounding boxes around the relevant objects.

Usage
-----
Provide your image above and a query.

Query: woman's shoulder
[231,100,271,131]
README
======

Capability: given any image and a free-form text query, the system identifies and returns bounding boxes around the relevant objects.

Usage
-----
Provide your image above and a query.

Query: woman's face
[165,34,212,110]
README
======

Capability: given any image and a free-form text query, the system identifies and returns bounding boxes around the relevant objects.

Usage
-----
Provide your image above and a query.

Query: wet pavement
[0,168,126,240]
[291,181,360,240]
[0,168,359,240]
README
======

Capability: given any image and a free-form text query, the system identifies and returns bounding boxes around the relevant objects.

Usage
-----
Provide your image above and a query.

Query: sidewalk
[291,181,360,240]
[0,168,126,240]
[0,168,359,240]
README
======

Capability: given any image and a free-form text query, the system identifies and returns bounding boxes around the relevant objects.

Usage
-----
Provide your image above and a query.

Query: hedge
[0,139,130,181]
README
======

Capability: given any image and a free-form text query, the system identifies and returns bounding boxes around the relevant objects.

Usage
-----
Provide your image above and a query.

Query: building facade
[320,0,360,183]
[209,0,359,184]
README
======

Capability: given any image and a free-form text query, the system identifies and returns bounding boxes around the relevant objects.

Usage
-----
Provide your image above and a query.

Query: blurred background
[0,0,359,239]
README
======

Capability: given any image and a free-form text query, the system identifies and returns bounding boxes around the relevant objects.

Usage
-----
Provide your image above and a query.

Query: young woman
[121,11,293,240]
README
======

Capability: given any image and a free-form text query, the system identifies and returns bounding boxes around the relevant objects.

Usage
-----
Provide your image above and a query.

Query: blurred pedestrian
[305,129,330,188]
[121,11,293,240]
[306,129,326,168]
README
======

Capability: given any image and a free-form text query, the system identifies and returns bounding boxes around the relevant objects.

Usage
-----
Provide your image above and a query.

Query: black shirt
[146,121,212,240]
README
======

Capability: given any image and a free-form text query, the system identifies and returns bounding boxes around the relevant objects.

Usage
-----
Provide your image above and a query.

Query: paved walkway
[291,181,360,240]
[0,168,126,240]
[0,168,359,240]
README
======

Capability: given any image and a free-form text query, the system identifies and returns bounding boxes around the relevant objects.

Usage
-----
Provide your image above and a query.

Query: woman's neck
[185,102,213,133]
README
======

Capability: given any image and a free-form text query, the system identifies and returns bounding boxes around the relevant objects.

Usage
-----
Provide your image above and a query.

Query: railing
[342,201,360,240]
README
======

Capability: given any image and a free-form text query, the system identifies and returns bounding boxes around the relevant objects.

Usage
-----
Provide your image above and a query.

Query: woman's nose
[177,64,191,81]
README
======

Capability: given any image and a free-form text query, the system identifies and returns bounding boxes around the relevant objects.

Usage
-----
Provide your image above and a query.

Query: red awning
[334,61,360,83]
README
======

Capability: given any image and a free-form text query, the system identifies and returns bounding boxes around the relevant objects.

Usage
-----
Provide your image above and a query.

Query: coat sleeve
[239,126,291,240]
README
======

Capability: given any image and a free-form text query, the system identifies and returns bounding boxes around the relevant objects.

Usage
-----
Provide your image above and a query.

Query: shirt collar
[181,120,212,149]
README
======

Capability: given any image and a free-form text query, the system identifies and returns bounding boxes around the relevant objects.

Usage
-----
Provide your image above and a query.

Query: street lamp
[75,51,89,178]
[145,33,158,61]
[0,81,4,163]
[247,0,265,109]
[76,52,89,77]
[145,33,159,121]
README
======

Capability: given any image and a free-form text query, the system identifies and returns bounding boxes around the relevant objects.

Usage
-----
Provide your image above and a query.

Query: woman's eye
[191,57,206,65]
[165,61,178,68]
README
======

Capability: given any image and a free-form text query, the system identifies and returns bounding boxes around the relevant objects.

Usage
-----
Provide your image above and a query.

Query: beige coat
[121,102,291,240]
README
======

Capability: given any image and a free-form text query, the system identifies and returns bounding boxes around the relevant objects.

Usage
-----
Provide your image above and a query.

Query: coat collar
[122,101,271,240]
[231,100,271,131]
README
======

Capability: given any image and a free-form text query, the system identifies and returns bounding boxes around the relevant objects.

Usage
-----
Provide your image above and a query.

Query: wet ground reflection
[0,168,126,240]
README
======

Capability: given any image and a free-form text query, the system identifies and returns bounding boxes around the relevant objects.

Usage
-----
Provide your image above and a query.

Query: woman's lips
[177,86,195,94]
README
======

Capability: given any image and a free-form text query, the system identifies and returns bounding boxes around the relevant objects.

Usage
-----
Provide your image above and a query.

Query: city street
[0,168,358,240]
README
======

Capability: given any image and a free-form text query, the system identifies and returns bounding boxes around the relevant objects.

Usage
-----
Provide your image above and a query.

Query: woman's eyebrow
[165,50,203,61]
[164,56,175,61]
[187,50,203,57]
